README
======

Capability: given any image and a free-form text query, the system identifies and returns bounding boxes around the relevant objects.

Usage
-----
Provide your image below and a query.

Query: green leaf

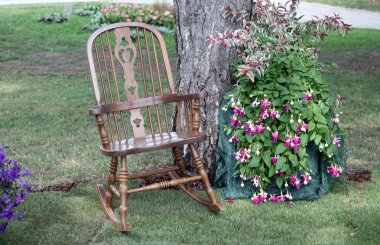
[309,131,316,141]
[282,163,289,172]
[317,124,329,134]
[246,135,254,143]
[314,114,327,124]
[298,147,306,158]
[315,135,322,145]
[301,134,308,147]
[276,177,284,188]
[276,157,286,170]
[248,156,261,168]
[263,151,271,167]
[289,154,298,167]
[308,121,316,131]
[275,143,287,154]
[268,165,276,177]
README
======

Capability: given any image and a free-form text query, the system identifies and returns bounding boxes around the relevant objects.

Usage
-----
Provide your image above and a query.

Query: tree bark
[174,0,253,182]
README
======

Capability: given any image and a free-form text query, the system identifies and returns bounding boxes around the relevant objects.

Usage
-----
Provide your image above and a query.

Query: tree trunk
[173,0,253,182]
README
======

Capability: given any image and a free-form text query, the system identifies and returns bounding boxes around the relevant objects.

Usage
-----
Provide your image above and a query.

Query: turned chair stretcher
[87,22,223,233]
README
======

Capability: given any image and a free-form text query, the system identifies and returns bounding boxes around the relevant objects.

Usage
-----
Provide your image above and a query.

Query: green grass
[0,4,379,245]
[303,0,380,12]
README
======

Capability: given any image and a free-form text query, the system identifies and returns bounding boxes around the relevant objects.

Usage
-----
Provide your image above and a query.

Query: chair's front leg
[119,156,129,231]
[105,157,118,208]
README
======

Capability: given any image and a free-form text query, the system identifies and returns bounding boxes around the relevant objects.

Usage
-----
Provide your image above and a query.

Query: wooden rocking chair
[87,23,223,232]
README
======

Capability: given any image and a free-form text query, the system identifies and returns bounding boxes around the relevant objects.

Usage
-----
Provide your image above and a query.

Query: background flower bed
[76,3,175,32]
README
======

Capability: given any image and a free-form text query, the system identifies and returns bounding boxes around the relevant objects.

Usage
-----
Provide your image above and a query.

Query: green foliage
[38,13,67,24]
[217,0,349,200]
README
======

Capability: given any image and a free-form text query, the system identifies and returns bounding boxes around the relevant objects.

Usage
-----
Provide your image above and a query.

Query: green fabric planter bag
[215,100,346,200]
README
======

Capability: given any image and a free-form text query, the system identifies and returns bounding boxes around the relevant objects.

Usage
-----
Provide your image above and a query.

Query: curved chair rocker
[87,22,223,232]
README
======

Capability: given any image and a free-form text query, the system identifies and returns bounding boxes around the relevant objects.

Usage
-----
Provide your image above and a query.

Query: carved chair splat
[87,22,223,232]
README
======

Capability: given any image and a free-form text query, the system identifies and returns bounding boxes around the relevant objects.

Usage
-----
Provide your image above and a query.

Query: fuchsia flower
[261,98,271,109]
[274,169,285,177]
[283,104,290,112]
[256,124,264,134]
[251,190,268,205]
[251,196,261,204]
[327,165,343,177]
[252,99,260,107]
[260,109,269,119]
[252,175,260,187]
[301,122,308,132]
[277,194,286,203]
[271,132,279,142]
[284,139,291,148]
[333,137,341,147]
[269,109,277,119]
[269,195,278,203]
[289,175,297,185]
[292,145,299,152]
[301,174,312,185]
[240,148,251,163]
[271,156,278,164]
[332,116,340,125]
[231,116,243,127]
[230,116,238,127]
[245,121,256,136]
[292,136,301,145]
[296,124,301,134]
[229,136,239,144]
[289,175,302,189]
[234,152,241,160]
[304,91,312,101]
[233,107,245,117]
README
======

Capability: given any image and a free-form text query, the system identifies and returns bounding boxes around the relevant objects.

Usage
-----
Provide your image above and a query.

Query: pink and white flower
[327,164,343,177]
[256,124,264,134]
[332,116,340,125]
[252,175,260,187]
[271,156,278,164]
[252,99,260,107]
[272,132,279,142]
[283,104,290,112]
[301,174,312,185]
[261,98,271,109]
[229,136,239,144]
[333,137,341,147]
[304,91,312,101]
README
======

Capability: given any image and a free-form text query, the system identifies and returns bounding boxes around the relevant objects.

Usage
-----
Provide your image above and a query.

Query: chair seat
[99,132,207,157]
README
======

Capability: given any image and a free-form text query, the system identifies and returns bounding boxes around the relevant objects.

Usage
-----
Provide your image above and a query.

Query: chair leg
[118,156,131,232]
[105,157,118,208]
[96,156,131,232]
[173,147,191,191]
[187,143,224,212]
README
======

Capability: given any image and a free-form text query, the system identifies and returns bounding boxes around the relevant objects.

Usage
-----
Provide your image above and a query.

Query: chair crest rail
[89,91,208,116]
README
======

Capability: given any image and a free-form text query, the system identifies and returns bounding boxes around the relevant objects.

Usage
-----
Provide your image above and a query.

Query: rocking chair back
[88,22,176,142]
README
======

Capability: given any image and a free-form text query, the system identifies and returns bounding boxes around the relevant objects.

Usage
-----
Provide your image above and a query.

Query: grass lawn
[303,0,380,11]
[0,3,379,245]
